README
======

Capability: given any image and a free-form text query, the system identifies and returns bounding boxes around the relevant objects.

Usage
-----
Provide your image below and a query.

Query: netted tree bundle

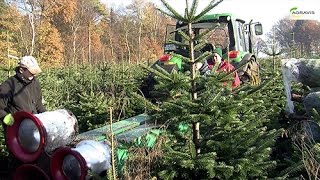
[282,58,320,88]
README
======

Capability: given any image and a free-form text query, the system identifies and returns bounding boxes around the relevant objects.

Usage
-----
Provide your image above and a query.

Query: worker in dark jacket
[0,55,46,126]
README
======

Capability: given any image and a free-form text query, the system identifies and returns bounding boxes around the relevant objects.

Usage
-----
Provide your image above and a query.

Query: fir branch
[175,98,199,109]
[214,163,234,179]
[166,146,192,160]
[193,41,207,51]
[154,64,174,78]
[194,51,212,63]
[196,154,217,178]
[167,39,188,48]
[188,138,197,158]
[177,30,191,43]
[278,160,305,177]
[219,102,242,111]
[158,0,186,22]
[158,170,177,180]
[140,63,173,82]
[162,101,185,112]
[130,92,160,111]
[203,90,222,107]
[235,129,262,149]
[193,0,224,21]
[188,0,199,21]
[232,84,256,95]
[184,4,188,20]
[255,161,277,171]
[245,129,279,156]
[246,79,272,95]
[197,151,217,159]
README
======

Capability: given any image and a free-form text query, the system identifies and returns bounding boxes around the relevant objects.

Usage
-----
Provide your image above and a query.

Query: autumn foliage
[0,0,173,68]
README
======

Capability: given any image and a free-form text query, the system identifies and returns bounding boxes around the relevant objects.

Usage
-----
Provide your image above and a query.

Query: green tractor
[156,13,263,85]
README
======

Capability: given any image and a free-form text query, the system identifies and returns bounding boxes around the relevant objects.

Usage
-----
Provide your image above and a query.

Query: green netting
[75,114,151,141]
[116,124,161,148]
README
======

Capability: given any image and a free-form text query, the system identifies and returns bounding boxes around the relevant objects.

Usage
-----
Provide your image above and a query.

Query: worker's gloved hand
[3,113,14,126]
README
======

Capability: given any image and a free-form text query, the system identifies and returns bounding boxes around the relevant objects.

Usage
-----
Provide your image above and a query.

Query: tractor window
[199,23,229,53]
[165,24,177,43]
[237,21,246,51]
[169,22,232,55]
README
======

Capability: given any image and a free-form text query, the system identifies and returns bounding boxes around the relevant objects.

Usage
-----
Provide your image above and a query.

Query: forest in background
[0,0,173,68]
[258,18,320,59]
[0,0,320,70]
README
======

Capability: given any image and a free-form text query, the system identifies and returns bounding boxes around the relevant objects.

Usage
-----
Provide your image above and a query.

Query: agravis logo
[289,7,318,20]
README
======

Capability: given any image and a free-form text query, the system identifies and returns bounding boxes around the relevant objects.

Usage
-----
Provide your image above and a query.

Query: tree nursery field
[1,0,320,179]
[0,58,318,179]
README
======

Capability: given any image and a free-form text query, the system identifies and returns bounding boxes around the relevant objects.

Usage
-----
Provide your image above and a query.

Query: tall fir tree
[137,0,284,179]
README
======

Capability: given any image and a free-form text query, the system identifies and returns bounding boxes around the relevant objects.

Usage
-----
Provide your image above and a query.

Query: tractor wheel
[247,58,261,86]
[239,57,261,86]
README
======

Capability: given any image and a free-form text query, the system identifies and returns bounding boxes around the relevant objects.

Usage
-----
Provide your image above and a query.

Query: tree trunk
[88,23,91,65]
[137,9,142,64]
[125,31,131,64]
[107,30,115,62]
[72,25,78,65]
[188,21,200,155]
[29,13,35,55]
[138,22,142,64]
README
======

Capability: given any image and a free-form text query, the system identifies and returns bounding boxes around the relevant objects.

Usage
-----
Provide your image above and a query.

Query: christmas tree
[139,0,284,179]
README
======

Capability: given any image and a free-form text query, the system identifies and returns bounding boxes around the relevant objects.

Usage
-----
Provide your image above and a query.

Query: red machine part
[5,111,46,163]
[228,50,240,58]
[159,54,171,61]
[50,147,88,180]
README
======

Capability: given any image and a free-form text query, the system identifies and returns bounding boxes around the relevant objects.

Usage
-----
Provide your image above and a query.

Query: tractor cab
[157,13,263,85]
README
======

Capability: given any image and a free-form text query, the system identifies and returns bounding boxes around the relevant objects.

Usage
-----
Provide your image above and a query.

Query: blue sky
[102,0,320,35]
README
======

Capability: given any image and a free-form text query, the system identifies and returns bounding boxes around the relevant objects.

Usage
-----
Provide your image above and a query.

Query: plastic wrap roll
[73,140,111,174]
[35,109,78,152]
